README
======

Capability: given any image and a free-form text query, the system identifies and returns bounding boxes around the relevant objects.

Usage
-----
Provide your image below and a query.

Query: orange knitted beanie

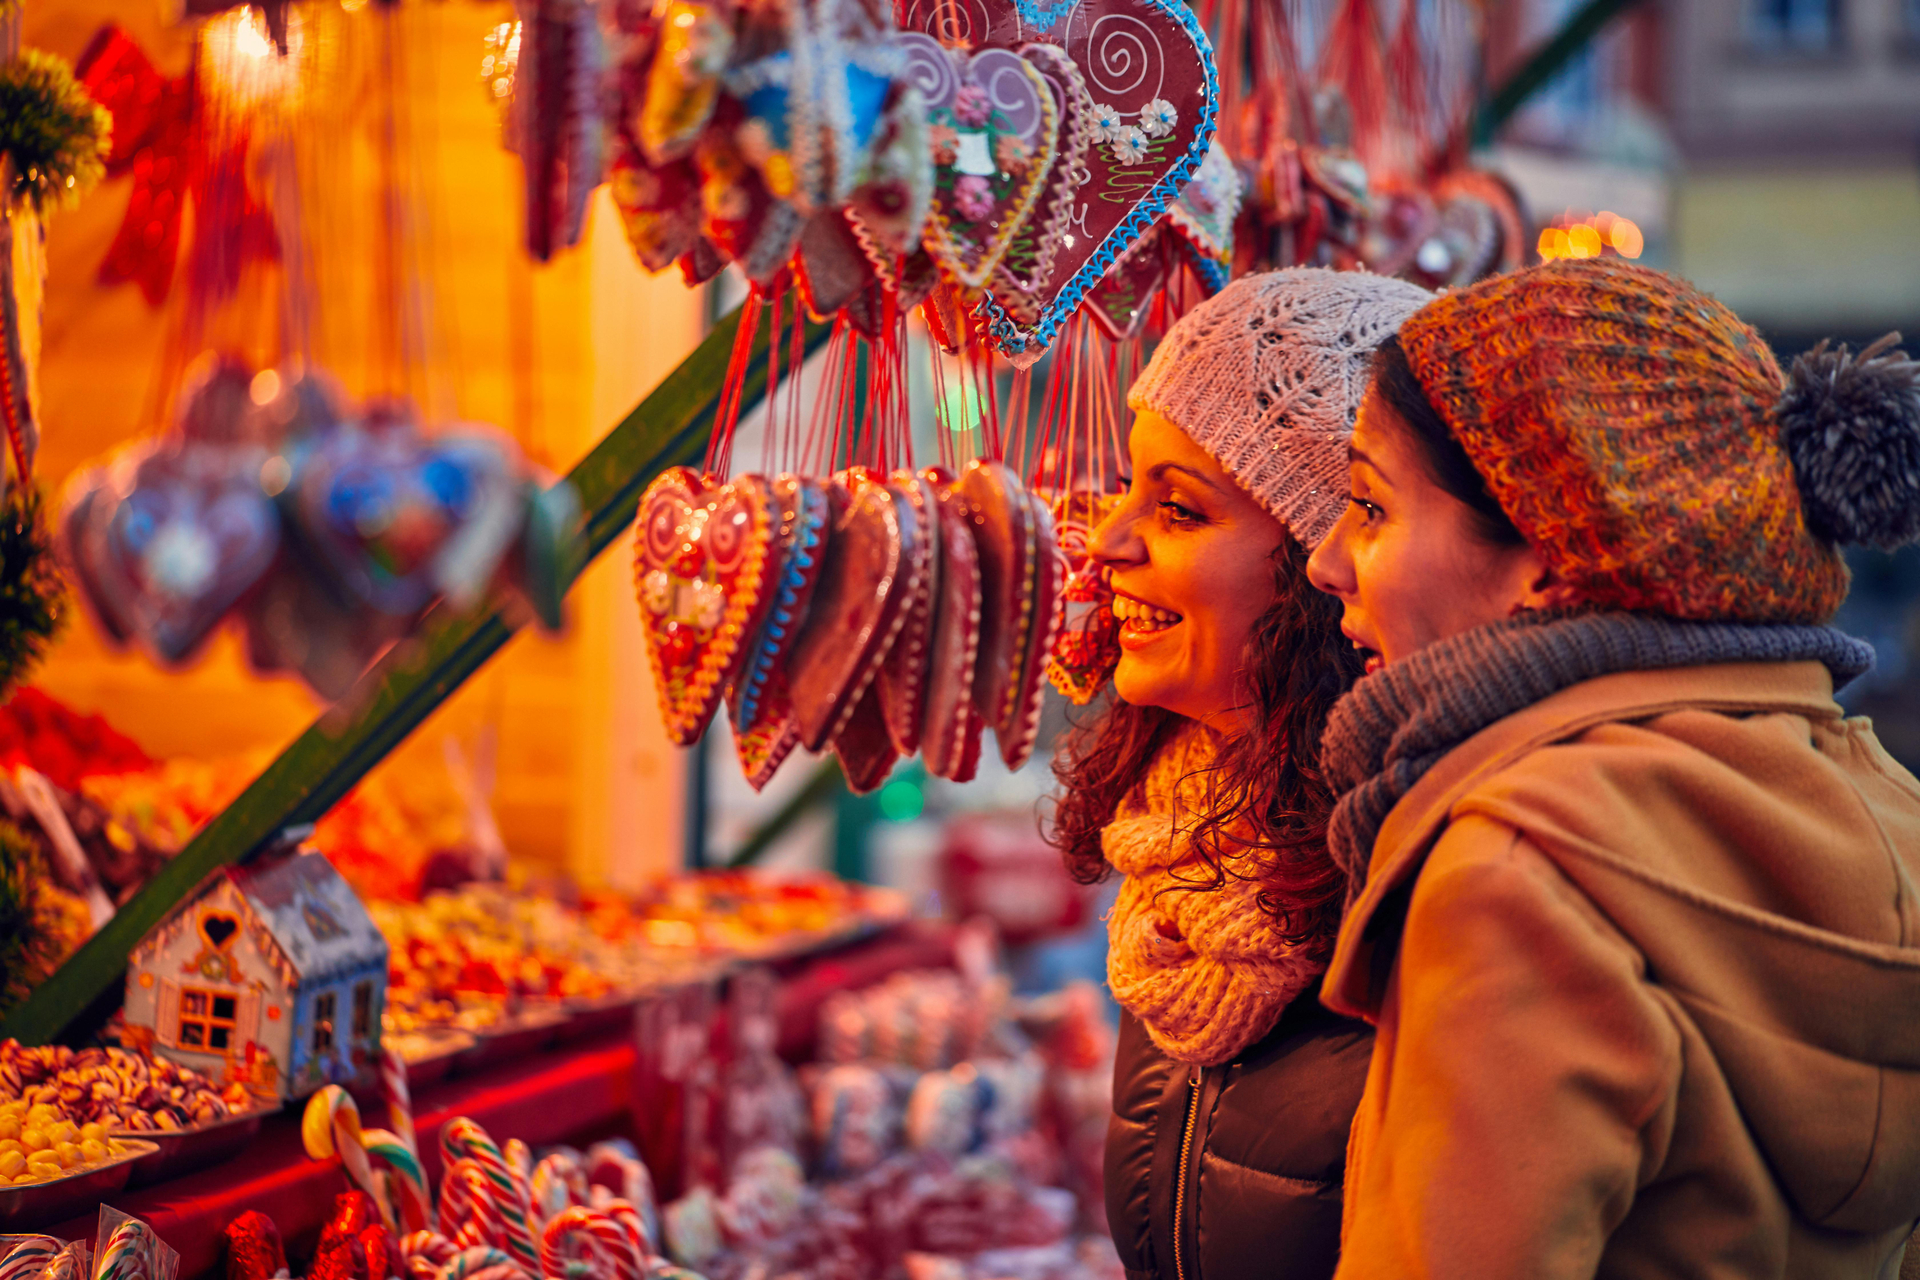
[1398,259,1853,623]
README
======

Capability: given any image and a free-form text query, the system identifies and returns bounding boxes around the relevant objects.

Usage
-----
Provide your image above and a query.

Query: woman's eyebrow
[1147,462,1228,495]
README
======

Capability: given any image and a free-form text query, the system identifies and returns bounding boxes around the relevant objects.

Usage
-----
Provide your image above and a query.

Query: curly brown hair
[1046,533,1363,954]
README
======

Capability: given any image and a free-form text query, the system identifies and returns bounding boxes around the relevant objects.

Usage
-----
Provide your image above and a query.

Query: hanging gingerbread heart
[874,472,940,756]
[634,468,783,746]
[832,684,899,795]
[1045,489,1121,704]
[919,468,983,782]
[896,0,1218,357]
[985,43,1095,331]
[731,668,801,792]
[609,141,703,273]
[517,0,608,262]
[1161,138,1239,291]
[783,477,911,751]
[957,459,1032,747]
[997,487,1063,770]
[731,474,830,737]
[1083,224,1171,342]
[901,34,1060,290]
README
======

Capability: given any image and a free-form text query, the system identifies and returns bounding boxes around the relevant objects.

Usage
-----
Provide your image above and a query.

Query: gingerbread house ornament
[123,850,389,1100]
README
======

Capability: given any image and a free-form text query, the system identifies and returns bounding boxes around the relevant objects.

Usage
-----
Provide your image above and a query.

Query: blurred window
[1748,0,1842,52]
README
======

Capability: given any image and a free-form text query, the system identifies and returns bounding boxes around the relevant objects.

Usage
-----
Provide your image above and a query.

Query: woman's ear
[1515,558,1581,613]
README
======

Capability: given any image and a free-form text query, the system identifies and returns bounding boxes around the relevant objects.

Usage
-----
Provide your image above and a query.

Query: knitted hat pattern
[1128,268,1434,548]
[1398,258,1852,624]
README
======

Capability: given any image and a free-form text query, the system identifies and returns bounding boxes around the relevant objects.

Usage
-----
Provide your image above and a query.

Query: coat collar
[1322,660,1844,1020]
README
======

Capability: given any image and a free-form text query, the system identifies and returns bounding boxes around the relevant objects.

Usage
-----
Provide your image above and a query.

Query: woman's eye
[1349,496,1382,522]
[1117,474,1133,493]
[1158,500,1203,525]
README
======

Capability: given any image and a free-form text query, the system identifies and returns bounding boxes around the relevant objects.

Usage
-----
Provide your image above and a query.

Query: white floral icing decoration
[1139,98,1178,138]
[1110,125,1150,165]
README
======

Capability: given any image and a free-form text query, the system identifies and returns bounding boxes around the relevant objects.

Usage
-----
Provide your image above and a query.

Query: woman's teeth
[1112,596,1182,631]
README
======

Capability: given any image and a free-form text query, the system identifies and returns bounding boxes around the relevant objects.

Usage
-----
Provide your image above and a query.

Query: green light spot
[877,777,924,822]
[941,383,983,434]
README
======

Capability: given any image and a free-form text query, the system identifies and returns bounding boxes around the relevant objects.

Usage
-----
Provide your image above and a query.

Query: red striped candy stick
[0,1236,60,1280]
[445,1160,503,1251]
[602,1199,653,1263]
[439,1119,539,1274]
[540,1208,640,1280]
[380,1045,417,1158]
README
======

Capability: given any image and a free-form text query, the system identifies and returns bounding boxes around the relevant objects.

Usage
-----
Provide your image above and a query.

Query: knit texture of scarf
[1321,610,1877,904]
[1104,724,1327,1066]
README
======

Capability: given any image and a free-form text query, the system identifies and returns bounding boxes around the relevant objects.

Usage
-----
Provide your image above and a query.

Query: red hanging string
[1317,0,1390,172]
[708,286,766,478]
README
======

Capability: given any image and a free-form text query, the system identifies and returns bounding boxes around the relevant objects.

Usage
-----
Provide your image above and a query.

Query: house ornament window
[179,987,239,1051]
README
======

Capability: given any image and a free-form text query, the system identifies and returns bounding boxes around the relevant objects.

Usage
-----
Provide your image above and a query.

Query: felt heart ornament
[919,469,984,782]
[783,478,910,751]
[93,441,281,665]
[731,669,801,792]
[995,488,1063,771]
[957,459,1033,746]
[1084,225,1171,342]
[986,43,1095,331]
[903,34,1060,290]
[903,0,1217,357]
[291,421,524,617]
[634,468,782,746]
[1045,490,1122,704]
[875,472,940,756]
[731,475,831,737]
[1161,138,1239,290]
[832,684,900,795]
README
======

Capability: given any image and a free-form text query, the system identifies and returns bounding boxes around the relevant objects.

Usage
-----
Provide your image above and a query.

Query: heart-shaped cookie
[731,668,801,792]
[958,459,1036,746]
[902,34,1060,290]
[996,487,1063,770]
[784,477,910,751]
[1161,138,1238,290]
[1045,489,1122,704]
[986,43,1095,331]
[731,474,831,736]
[91,442,281,665]
[832,683,900,795]
[899,0,1216,357]
[919,469,984,782]
[1083,224,1172,342]
[875,472,940,755]
[634,468,782,746]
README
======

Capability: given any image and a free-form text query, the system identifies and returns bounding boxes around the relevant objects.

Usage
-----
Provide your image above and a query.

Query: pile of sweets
[578,874,902,958]
[0,1039,257,1137]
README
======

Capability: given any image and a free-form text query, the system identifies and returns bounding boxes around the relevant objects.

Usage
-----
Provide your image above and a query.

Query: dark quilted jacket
[1104,991,1373,1280]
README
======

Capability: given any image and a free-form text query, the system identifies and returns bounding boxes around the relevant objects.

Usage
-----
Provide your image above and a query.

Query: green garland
[0,49,112,215]
[0,818,85,1016]
[0,484,64,698]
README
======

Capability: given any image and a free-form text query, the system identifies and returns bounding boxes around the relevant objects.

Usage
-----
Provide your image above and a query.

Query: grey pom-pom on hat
[1779,333,1920,551]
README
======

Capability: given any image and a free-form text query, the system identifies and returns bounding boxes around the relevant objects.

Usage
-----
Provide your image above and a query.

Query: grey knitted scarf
[1321,611,1876,902]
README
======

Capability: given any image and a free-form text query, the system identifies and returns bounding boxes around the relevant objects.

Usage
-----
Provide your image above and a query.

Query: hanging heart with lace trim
[903,34,1060,290]
[634,468,782,745]
[897,0,1218,358]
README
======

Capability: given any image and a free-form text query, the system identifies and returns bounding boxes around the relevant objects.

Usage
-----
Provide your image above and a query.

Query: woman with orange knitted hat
[1306,257,1920,1278]
[1048,267,1431,1280]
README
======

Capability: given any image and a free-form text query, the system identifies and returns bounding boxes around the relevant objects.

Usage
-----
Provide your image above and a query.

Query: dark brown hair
[1047,534,1363,954]
[1371,335,1525,547]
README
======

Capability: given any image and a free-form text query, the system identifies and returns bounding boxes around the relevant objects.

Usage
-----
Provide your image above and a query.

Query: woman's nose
[1089,496,1144,568]
[1306,516,1353,598]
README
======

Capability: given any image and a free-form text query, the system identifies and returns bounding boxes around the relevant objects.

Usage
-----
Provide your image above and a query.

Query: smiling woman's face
[1307,389,1553,672]
[1088,409,1286,728]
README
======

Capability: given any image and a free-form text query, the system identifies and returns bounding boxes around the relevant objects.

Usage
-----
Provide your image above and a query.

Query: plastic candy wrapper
[221,1212,285,1280]
[1,1236,89,1280]
[91,1209,177,1280]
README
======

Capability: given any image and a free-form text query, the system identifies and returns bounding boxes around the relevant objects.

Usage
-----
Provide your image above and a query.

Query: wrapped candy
[221,1213,284,1280]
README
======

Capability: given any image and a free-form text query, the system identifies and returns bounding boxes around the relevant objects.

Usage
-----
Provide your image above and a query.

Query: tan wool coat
[1322,660,1920,1279]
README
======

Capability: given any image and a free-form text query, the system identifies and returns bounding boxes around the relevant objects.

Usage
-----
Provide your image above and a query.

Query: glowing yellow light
[1567,223,1603,258]
[249,369,282,405]
[1537,227,1570,260]
[1608,217,1644,259]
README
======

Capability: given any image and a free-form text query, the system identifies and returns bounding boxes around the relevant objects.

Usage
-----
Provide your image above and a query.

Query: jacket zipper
[1172,1070,1200,1280]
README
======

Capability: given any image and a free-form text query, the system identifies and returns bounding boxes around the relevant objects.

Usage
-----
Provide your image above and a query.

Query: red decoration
[76,25,279,308]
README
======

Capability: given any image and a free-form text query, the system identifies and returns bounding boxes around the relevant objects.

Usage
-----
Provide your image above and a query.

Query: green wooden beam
[1471,0,1651,148]
[3,301,830,1046]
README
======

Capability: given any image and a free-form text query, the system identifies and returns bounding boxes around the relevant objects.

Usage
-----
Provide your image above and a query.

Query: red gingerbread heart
[920,469,984,782]
[832,684,900,795]
[634,468,782,746]
[958,459,1033,746]
[875,472,941,756]
[997,487,1064,770]
[899,0,1219,357]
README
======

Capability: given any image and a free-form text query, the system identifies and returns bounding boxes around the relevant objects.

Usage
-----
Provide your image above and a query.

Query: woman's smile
[1113,592,1185,646]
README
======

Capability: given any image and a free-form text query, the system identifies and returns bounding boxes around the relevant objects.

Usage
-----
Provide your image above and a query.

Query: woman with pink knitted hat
[1306,258,1920,1276]
[1046,267,1431,1280]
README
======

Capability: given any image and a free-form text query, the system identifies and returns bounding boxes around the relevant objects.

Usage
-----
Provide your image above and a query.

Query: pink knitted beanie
[1128,268,1434,546]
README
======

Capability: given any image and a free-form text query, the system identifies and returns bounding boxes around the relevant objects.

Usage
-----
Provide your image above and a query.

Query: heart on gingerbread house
[634,468,781,745]
[899,0,1218,358]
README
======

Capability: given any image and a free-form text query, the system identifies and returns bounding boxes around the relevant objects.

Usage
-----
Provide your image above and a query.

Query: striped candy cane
[366,1126,431,1233]
[439,1119,540,1274]
[304,1086,396,1231]
[442,1159,503,1251]
[602,1200,653,1265]
[0,1237,61,1280]
[529,1152,585,1227]
[438,1246,521,1280]
[540,1207,642,1280]
[96,1220,154,1280]
[380,1043,416,1157]
[400,1230,458,1280]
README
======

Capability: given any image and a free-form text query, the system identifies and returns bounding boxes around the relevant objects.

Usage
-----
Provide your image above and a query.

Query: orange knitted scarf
[1103,724,1327,1066]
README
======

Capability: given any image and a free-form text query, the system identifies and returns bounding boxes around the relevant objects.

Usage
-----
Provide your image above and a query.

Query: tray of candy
[0,1139,158,1229]
[114,1104,275,1188]
[386,1028,477,1089]
[452,1008,570,1073]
